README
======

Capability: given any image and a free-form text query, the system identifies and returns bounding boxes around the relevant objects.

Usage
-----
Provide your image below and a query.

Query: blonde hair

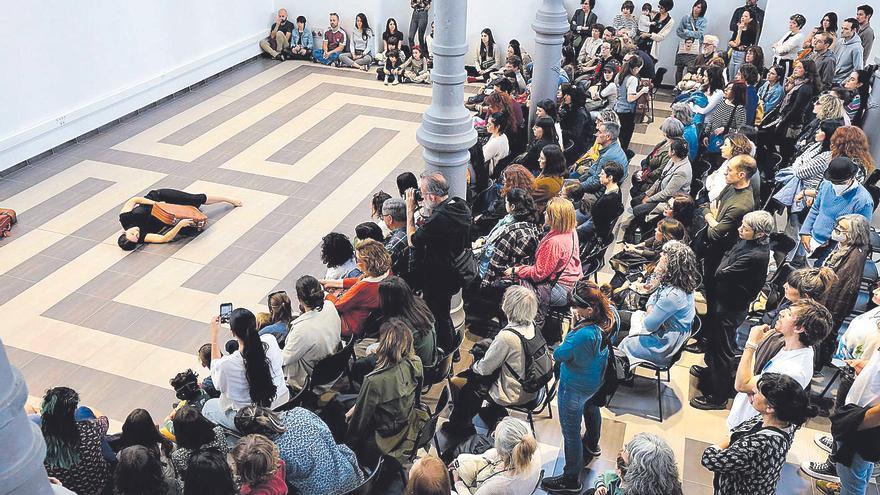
[355,239,391,277]
[255,312,272,330]
[494,417,537,475]
[816,93,844,120]
[232,434,281,487]
[375,318,414,370]
[545,197,577,233]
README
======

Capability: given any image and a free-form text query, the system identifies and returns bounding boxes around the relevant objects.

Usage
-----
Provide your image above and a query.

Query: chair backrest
[360,309,384,339]
[343,456,385,495]
[530,469,546,495]
[310,339,355,390]
[422,350,454,390]
[273,383,310,412]
[666,315,701,369]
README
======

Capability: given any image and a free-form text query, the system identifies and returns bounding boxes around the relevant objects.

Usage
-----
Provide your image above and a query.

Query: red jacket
[516,230,582,288]
[326,275,385,337]
[240,460,288,495]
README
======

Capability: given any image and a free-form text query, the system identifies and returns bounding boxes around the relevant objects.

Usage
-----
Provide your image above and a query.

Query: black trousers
[700,308,748,400]
[145,188,207,207]
[423,284,455,353]
[618,112,636,151]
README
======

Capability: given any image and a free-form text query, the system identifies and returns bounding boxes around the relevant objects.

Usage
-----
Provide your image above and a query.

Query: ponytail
[229,309,277,407]
[511,434,537,474]
[494,417,536,475]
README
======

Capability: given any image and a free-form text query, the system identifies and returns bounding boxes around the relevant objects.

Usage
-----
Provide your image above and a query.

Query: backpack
[504,326,554,394]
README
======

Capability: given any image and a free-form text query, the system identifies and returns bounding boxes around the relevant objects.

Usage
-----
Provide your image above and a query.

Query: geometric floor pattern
[1,60,875,495]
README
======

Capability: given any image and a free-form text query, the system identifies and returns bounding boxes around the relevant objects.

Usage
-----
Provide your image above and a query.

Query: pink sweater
[516,230,582,288]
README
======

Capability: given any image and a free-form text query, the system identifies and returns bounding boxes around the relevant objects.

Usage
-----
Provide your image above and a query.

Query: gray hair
[493,417,535,472]
[600,121,621,141]
[622,433,683,495]
[742,210,775,244]
[660,117,685,139]
[670,102,694,126]
[381,198,406,222]
[659,240,700,293]
[839,214,870,249]
[597,109,620,125]
[419,171,449,197]
[501,285,538,324]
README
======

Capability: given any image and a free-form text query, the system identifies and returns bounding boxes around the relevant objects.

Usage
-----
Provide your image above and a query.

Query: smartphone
[219,303,233,324]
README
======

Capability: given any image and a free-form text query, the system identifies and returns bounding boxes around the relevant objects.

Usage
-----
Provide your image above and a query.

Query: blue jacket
[290,27,314,50]
[553,323,608,394]
[757,81,784,115]
[676,15,707,43]
[580,140,629,193]
[745,84,758,125]
[683,124,699,162]
[800,181,873,245]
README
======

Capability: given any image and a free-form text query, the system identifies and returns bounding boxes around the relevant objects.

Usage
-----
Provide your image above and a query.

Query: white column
[0,337,53,495]
[417,0,477,200]
[529,0,569,132]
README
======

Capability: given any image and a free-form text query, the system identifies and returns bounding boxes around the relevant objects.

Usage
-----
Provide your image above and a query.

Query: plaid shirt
[411,0,431,10]
[484,222,541,284]
[384,227,408,274]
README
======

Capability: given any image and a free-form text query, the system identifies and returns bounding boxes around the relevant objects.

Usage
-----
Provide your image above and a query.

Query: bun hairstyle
[758,373,819,426]
[229,308,277,407]
[295,275,325,311]
[569,280,615,335]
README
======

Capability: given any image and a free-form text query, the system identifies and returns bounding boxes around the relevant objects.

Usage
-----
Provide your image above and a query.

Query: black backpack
[504,326,554,394]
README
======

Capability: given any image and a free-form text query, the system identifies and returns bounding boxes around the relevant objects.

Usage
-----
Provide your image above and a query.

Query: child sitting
[160,369,211,442]
[233,434,288,495]
[198,343,220,398]
[377,50,403,85]
[586,454,626,495]
[400,46,431,84]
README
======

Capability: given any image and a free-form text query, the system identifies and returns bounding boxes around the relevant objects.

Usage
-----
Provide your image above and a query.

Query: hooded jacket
[834,35,865,85]
[411,196,472,291]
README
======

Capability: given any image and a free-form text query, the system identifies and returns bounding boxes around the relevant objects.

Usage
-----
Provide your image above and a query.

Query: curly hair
[500,164,536,196]
[659,240,700,293]
[355,238,391,277]
[320,232,355,268]
[831,126,876,176]
[622,433,683,495]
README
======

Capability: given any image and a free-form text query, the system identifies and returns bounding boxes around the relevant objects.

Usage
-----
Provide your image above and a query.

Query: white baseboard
[0,31,266,172]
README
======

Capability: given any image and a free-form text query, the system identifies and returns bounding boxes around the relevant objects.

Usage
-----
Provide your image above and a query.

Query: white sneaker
[384,77,390,85]
[814,433,833,454]
[392,79,399,85]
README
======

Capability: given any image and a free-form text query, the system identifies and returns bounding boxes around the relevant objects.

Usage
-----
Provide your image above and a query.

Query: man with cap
[800,157,874,264]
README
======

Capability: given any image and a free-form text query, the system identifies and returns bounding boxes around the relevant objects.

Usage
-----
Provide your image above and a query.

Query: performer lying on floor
[117,188,241,250]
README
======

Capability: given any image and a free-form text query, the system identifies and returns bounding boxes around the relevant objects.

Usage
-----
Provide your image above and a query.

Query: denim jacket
[291,27,314,50]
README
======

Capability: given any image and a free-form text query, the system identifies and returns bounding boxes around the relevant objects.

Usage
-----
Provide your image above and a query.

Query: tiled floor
[2,59,875,495]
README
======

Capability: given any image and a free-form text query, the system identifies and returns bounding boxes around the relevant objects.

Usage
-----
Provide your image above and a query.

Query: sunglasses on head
[267,290,287,300]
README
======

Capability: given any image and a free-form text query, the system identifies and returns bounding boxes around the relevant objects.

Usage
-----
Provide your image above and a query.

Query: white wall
[0,0,273,170]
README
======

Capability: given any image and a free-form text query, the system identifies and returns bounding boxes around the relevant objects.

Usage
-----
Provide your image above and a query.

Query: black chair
[422,349,455,394]
[609,316,701,422]
[343,455,385,495]
[360,310,384,340]
[408,385,451,461]
[273,383,311,412]
[310,338,356,391]
[530,469,546,495]
[508,364,561,437]
[582,238,615,282]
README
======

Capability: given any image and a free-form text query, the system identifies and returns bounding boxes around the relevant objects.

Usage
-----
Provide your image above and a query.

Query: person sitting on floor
[321,239,391,339]
[170,405,228,484]
[117,189,241,250]
[259,9,294,60]
[281,275,341,393]
[313,13,347,65]
[400,45,431,84]
[235,406,363,495]
[114,446,181,495]
[451,417,542,495]
[288,16,315,60]
[260,291,294,345]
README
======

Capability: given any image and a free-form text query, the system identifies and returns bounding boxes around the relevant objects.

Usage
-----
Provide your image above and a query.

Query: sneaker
[439,420,476,438]
[816,480,840,495]
[582,439,602,458]
[384,78,390,85]
[814,433,833,454]
[684,342,706,354]
[541,474,582,494]
[392,79,399,85]
[690,365,706,378]
[801,460,839,482]
[690,395,727,410]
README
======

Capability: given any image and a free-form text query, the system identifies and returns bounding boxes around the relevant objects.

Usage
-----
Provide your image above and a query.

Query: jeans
[550,283,569,306]
[836,445,874,495]
[313,48,340,65]
[728,50,745,81]
[201,398,237,430]
[558,382,599,477]
[408,9,429,52]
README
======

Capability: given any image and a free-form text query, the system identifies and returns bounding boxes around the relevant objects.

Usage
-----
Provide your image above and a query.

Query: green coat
[346,356,423,464]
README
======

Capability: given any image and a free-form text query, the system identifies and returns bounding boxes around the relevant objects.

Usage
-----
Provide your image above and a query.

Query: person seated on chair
[201,309,290,430]
[609,217,688,293]
[170,405,229,484]
[617,240,698,372]
[313,13,347,65]
[345,318,423,466]
[117,189,241,250]
[575,161,625,245]
[451,417,542,495]
[473,164,535,238]
[408,455,452,495]
[321,232,361,280]
[576,121,628,194]
[627,117,683,204]
[235,405,363,495]
[260,291,294,346]
[321,239,391,339]
[520,117,559,176]
[626,137,692,240]
[444,285,542,437]
[478,188,542,286]
[691,211,774,410]
[504,198,583,334]
[282,275,341,393]
[381,198,409,277]
[531,144,567,214]
[723,299,832,431]
[259,9,294,60]
[541,281,616,493]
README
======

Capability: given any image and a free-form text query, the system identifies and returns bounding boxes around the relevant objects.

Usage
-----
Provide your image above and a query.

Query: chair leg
[528,412,536,437]
[656,371,663,422]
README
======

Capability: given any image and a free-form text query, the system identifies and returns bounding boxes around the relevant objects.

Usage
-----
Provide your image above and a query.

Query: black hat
[824,157,857,183]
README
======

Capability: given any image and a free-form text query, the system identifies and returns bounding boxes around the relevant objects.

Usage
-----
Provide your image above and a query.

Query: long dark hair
[821,12,838,33]
[118,408,173,459]
[41,387,81,469]
[509,39,523,58]
[537,98,559,122]
[505,187,539,223]
[616,55,643,85]
[321,232,355,268]
[853,68,874,125]
[172,405,217,450]
[356,13,371,41]
[384,17,398,36]
[115,446,171,495]
[799,59,821,94]
[480,28,496,61]
[541,144,567,176]
[379,276,435,338]
[184,449,237,495]
[706,66,725,93]
[229,308,277,407]
[533,116,558,144]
